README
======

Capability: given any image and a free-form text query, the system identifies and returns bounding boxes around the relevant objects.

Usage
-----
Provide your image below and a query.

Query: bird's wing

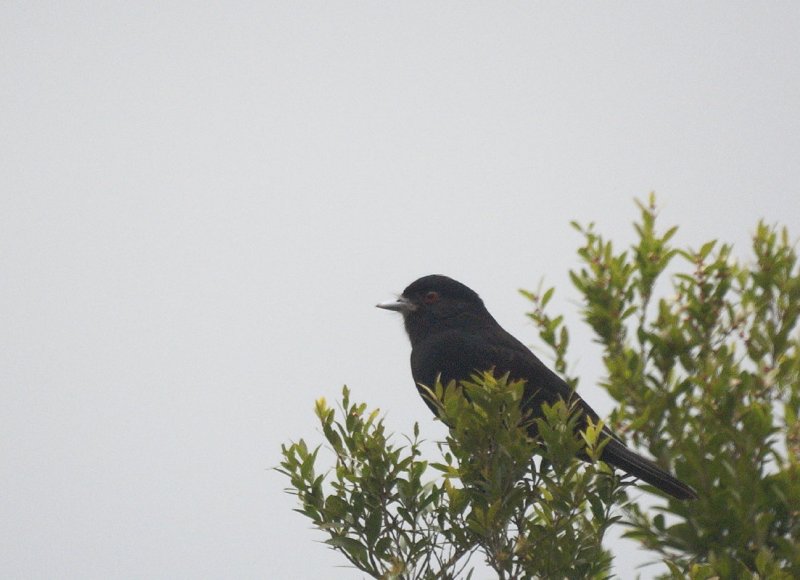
[485,328,623,440]
[410,326,618,440]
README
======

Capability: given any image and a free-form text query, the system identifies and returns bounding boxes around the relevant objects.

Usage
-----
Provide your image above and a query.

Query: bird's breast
[410,329,498,388]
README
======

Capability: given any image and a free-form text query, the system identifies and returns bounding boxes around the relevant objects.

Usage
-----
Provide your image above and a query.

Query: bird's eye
[423,291,439,304]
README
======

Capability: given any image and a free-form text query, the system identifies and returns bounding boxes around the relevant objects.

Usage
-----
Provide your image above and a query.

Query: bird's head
[376,275,491,343]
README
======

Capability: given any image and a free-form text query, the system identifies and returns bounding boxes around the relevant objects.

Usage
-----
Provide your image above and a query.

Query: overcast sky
[2,2,799,579]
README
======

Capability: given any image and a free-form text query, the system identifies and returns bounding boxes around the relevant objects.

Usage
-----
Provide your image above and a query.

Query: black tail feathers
[602,439,698,500]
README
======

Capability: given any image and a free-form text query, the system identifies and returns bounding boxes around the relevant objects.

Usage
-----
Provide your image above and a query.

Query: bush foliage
[280,196,800,578]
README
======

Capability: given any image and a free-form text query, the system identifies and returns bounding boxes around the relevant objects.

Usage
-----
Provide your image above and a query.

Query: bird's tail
[602,439,698,500]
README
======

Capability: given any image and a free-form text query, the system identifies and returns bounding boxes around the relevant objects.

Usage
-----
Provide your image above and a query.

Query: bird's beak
[376,296,416,313]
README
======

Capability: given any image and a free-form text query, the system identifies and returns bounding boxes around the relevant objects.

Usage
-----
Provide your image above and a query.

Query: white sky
[2,2,799,579]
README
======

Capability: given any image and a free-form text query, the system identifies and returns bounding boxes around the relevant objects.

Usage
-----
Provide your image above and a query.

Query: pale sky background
[2,2,799,579]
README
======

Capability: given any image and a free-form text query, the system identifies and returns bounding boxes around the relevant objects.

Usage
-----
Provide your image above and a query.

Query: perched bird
[377,274,698,500]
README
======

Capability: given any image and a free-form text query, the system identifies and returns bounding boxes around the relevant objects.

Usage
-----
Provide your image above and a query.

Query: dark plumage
[377,274,697,500]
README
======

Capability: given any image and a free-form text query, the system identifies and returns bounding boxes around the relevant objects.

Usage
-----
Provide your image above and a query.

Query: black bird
[377,274,698,500]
